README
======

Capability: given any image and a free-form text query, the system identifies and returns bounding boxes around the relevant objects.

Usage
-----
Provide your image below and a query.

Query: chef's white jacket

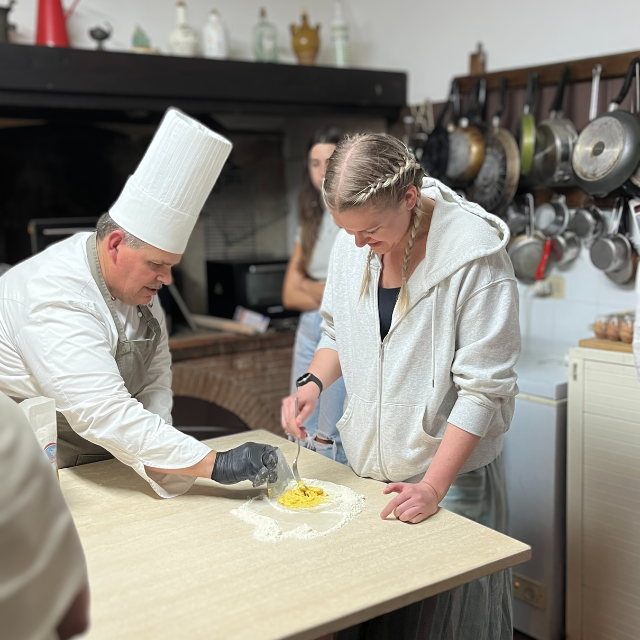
[0,233,211,497]
[0,391,88,640]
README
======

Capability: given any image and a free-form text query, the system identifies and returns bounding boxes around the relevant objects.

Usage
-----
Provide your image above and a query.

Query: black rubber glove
[210,443,278,487]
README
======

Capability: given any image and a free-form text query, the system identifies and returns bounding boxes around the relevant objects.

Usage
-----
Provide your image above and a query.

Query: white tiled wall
[518,246,637,348]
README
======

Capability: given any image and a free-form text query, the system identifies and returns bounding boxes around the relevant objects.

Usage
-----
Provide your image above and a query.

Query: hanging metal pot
[550,230,581,266]
[568,205,605,244]
[508,193,553,283]
[466,77,520,217]
[446,78,486,185]
[534,194,570,237]
[590,199,632,272]
[572,57,640,196]
[533,66,578,186]
[505,201,528,236]
[519,72,538,176]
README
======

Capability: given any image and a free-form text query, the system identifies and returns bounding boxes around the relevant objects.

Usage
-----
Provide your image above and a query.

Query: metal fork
[292,398,306,488]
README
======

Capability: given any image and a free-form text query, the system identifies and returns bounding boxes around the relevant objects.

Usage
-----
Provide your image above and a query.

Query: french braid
[322,134,427,312]
[396,201,424,315]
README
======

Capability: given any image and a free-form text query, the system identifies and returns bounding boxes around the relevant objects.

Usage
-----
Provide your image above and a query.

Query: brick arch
[171,345,292,436]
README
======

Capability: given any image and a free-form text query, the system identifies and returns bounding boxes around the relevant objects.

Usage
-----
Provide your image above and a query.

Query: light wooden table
[62,431,530,640]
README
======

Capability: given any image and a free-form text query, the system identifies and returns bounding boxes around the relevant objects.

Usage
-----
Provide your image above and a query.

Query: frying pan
[533,66,578,185]
[466,77,520,217]
[446,78,486,185]
[572,57,640,196]
[420,80,458,180]
[519,72,538,176]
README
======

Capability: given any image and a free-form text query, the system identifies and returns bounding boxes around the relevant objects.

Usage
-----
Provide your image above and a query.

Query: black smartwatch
[296,372,323,396]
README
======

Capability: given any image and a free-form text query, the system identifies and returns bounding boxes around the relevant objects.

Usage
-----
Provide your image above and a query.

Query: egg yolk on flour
[278,483,328,509]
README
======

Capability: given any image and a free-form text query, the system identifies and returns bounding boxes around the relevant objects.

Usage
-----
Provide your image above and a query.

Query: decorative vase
[203,9,228,59]
[169,1,199,57]
[253,8,278,63]
[132,25,158,54]
[290,11,320,66]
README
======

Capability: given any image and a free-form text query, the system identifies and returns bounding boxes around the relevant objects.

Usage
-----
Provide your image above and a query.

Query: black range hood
[0,43,406,122]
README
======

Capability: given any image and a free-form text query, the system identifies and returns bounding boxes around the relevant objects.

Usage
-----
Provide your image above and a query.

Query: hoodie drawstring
[431,284,438,388]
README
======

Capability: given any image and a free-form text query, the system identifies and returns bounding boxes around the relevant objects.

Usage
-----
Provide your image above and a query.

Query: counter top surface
[62,431,530,640]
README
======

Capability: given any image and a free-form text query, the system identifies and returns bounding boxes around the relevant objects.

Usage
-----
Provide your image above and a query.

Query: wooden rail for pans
[454,50,640,93]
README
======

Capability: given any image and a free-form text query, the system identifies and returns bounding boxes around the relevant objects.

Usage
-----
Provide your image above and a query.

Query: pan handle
[535,238,553,281]
[463,78,481,122]
[434,80,457,129]
[493,77,508,125]
[523,72,538,115]
[610,57,640,110]
[475,78,487,123]
[550,66,570,115]
[588,64,602,121]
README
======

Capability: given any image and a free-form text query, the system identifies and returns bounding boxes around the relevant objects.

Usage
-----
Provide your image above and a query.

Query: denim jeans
[290,310,348,465]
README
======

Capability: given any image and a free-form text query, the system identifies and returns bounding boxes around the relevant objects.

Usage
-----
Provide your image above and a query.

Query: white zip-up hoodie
[318,177,520,482]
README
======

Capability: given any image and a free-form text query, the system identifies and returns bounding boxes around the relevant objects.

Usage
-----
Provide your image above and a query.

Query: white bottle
[169,1,199,57]
[331,0,349,68]
[203,9,228,60]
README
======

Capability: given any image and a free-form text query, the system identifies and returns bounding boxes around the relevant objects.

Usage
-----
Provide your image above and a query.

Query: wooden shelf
[455,49,640,93]
[0,43,406,121]
[578,338,633,353]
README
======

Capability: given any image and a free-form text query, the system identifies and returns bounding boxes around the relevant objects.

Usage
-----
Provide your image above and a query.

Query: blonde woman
[281,133,519,638]
[282,127,347,464]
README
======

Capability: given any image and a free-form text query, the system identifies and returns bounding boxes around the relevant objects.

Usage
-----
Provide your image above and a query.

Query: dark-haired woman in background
[282,128,347,463]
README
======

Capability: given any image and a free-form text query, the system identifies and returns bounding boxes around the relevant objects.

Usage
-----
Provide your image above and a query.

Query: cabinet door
[568,355,640,640]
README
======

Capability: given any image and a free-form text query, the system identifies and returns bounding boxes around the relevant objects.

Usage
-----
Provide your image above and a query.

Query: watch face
[296,374,310,386]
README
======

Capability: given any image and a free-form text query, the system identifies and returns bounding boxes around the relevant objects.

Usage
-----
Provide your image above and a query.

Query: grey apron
[54,233,161,468]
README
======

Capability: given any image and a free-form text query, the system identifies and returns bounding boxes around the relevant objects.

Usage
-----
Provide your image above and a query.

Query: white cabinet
[567,347,640,640]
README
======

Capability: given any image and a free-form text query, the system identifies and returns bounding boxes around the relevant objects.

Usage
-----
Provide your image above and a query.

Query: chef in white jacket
[0,108,278,498]
[0,391,89,640]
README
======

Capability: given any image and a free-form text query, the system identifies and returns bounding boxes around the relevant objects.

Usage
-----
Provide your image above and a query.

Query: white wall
[10,0,640,102]
[9,0,640,344]
[518,247,637,351]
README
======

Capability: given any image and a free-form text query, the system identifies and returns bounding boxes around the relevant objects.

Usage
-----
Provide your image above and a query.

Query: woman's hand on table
[380,481,440,524]
[281,384,319,439]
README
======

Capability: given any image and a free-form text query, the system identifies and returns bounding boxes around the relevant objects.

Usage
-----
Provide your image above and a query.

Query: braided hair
[322,134,427,315]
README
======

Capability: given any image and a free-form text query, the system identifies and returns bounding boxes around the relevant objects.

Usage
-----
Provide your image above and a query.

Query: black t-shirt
[378,286,400,341]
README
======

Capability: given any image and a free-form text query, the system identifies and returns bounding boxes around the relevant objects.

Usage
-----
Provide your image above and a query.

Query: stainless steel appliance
[504,339,569,640]
[28,217,98,254]
[207,258,296,319]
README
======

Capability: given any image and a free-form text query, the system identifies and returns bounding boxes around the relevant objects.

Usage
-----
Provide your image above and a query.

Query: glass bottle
[253,8,278,63]
[203,9,228,59]
[331,0,349,68]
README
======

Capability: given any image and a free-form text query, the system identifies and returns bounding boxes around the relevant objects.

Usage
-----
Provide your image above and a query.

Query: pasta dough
[277,483,328,509]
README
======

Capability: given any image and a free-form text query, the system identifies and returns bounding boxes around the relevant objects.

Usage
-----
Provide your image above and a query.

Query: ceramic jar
[253,8,278,62]
[169,1,199,57]
[290,11,320,66]
[203,9,228,59]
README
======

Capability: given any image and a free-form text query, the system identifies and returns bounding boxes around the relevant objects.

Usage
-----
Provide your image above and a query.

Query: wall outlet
[547,276,565,299]
[531,276,565,298]
[513,572,546,611]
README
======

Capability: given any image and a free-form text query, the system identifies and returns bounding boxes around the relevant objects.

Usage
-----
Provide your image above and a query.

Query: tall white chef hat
[109,108,232,254]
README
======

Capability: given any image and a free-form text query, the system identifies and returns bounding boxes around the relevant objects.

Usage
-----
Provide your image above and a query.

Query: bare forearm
[420,424,480,501]
[145,450,217,478]
[300,278,325,306]
[308,348,342,390]
[283,283,320,311]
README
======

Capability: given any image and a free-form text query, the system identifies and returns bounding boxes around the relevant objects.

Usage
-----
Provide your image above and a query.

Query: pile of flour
[231,479,365,543]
